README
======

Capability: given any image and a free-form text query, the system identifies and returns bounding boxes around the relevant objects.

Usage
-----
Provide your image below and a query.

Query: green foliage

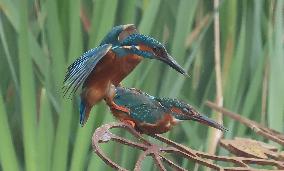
[0,0,283,170]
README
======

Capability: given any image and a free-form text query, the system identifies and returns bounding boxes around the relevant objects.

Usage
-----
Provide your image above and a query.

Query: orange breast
[82,51,142,106]
[136,114,176,134]
[110,108,175,134]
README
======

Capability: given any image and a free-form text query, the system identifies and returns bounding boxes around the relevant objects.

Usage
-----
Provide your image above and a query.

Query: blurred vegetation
[0,0,283,170]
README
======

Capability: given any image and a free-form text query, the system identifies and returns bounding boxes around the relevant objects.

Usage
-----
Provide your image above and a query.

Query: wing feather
[63,44,112,97]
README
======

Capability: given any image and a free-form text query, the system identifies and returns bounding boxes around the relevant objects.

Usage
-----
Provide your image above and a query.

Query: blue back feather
[113,87,165,124]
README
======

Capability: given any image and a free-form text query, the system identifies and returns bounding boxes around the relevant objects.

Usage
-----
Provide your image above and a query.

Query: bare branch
[92,121,284,170]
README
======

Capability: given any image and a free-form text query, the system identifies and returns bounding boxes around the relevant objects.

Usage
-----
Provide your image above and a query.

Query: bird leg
[121,119,135,128]
[110,102,130,114]
[104,83,130,114]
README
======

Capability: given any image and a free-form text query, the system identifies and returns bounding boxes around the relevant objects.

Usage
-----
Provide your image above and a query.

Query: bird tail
[79,99,91,126]
[191,114,228,132]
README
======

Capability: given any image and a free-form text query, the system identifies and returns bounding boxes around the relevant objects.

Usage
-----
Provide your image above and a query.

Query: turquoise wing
[128,104,165,124]
[113,87,165,124]
[63,44,112,97]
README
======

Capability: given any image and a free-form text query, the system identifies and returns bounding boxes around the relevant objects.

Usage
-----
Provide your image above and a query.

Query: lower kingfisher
[63,24,188,126]
[105,86,227,134]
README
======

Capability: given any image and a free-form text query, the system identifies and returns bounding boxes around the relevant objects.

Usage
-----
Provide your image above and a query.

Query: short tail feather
[79,99,91,126]
[79,100,86,126]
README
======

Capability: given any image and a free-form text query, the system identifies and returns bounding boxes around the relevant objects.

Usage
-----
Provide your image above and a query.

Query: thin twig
[80,5,90,32]
[261,63,269,125]
[207,0,224,160]
[205,101,284,146]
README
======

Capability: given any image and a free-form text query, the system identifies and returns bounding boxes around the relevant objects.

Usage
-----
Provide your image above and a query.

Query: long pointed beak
[159,54,189,77]
[192,114,228,132]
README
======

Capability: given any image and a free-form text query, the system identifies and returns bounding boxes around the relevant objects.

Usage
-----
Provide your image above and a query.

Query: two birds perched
[63,24,227,134]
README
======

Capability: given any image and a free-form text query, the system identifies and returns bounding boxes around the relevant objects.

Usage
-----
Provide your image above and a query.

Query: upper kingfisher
[63,24,188,126]
[105,86,227,134]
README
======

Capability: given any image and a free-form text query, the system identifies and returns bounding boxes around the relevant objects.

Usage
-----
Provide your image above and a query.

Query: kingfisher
[63,24,188,126]
[105,86,227,134]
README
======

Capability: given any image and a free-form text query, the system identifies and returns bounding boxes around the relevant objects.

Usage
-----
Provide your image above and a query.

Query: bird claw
[111,102,130,114]
[122,120,135,128]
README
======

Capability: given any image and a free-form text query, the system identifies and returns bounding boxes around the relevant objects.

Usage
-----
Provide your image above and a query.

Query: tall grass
[0,0,283,170]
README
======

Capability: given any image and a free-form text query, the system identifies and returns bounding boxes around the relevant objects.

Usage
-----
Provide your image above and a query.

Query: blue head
[118,34,188,76]
[100,24,138,46]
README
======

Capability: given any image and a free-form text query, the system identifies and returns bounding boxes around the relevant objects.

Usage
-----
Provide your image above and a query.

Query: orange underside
[136,114,177,134]
[83,51,142,105]
[82,44,154,106]
[81,44,154,123]
[111,107,177,134]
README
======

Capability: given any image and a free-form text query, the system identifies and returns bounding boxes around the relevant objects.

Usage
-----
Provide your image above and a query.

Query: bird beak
[159,54,189,77]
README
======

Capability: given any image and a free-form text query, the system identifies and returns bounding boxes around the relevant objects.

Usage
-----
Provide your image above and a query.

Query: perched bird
[105,86,227,134]
[63,24,188,126]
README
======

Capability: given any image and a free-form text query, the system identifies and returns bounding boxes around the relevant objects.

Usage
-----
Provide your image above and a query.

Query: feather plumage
[108,87,228,134]
[63,44,112,97]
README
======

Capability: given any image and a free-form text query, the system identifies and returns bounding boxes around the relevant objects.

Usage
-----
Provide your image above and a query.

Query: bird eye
[152,46,161,55]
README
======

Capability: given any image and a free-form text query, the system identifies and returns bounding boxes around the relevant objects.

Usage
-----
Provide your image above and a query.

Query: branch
[92,122,284,170]
[205,101,284,146]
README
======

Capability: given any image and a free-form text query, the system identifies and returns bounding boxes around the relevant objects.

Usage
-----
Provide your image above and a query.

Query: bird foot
[111,102,130,114]
[122,119,136,128]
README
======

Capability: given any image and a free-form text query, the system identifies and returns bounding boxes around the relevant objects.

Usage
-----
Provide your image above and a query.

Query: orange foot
[111,102,130,114]
[122,119,135,128]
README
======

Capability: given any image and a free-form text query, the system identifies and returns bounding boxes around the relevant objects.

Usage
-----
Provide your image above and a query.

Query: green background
[0,0,283,170]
